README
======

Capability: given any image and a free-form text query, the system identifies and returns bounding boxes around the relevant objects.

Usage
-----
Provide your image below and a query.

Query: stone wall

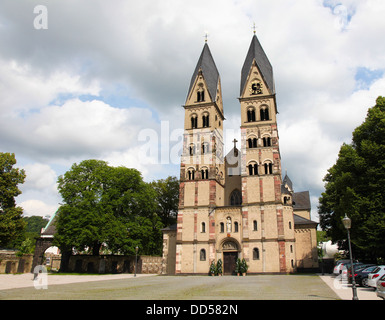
[0,251,33,274]
[67,255,162,274]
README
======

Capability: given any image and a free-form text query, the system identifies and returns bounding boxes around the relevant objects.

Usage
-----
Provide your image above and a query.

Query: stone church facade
[162,34,318,275]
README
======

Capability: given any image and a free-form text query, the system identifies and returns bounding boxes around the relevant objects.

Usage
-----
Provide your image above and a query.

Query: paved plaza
[0,273,381,300]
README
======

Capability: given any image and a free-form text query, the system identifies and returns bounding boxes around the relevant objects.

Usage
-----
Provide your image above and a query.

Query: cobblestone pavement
[0,274,341,300]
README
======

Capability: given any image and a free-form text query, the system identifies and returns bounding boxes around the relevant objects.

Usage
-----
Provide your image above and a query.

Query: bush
[209,261,217,275]
[217,259,223,275]
[240,258,248,274]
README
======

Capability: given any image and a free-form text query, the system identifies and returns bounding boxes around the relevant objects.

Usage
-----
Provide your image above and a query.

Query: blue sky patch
[355,67,384,90]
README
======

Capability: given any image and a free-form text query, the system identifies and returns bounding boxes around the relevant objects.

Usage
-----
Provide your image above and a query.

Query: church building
[162,33,318,275]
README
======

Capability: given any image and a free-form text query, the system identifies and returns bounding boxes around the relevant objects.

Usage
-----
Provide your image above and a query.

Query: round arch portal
[219,238,241,275]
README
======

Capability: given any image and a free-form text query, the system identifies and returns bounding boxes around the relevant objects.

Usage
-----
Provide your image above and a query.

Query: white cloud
[20,199,58,218]
[0,0,384,221]
[21,163,57,191]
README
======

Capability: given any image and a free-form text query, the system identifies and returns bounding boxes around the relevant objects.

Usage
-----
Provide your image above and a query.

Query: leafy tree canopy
[150,176,179,226]
[54,160,162,256]
[319,97,385,260]
[0,152,26,248]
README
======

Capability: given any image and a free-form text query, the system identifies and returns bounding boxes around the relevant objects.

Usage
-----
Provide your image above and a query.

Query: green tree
[150,176,179,227]
[54,160,162,256]
[319,97,385,260]
[0,152,26,248]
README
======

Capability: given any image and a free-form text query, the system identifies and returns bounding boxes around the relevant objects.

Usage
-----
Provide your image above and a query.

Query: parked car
[377,274,385,300]
[333,259,351,275]
[368,265,385,289]
[348,265,377,287]
[341,262,363,280]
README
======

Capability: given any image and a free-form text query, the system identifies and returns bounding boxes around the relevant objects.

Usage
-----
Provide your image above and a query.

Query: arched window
[230,189,242,206]
[248,138,258,149]
[247,108,256,122]
[201,168,209,180]
[202,142,209,154]
[263,137,271,147]
[200,249,206,261]
[248,162,259,176]
[187,168,195,181]
[253,220,258,231]
[189,144,196,156]
[202,113,210,128]
[191,115,198,129]
[234,221,239,233]
[264,162,273,175]
[220,222,224,233]
[201,222,206,233]
[289,221,292,230]
[260,107,270,121]
[253,248,260,260]
[197,89,205,102]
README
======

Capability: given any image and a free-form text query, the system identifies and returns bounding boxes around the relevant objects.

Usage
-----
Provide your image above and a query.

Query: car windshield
[372,267,381,273]
[362,266,377,273]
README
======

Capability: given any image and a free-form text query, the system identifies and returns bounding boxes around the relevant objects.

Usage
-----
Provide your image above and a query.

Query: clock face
[250,80,263,95]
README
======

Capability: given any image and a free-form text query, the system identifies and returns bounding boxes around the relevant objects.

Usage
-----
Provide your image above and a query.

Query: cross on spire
[233,138,238,149]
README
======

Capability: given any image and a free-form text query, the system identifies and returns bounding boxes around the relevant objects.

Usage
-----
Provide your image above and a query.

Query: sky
[1,0,385,223]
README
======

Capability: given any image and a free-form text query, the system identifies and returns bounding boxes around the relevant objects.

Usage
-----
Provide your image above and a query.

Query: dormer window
[197,88,205,102]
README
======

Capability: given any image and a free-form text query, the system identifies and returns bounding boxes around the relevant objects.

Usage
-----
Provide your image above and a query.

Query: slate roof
[187,43,220,103]
[293,191,311,211]
[240,34,275,96]
[282,174,293,192]
[293,214,318,227]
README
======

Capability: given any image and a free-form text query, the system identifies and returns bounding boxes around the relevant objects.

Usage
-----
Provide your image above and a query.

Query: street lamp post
[342,214,359,300]
[134,246,139,277]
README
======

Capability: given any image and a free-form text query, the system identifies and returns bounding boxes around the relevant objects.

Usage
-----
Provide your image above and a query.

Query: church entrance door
[223,252,237,275]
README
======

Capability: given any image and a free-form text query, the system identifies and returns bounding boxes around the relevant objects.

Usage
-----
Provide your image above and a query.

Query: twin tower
[162,34,318,275]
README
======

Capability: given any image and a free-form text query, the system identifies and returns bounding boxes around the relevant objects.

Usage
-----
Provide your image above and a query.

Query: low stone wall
[0,251,33,274]
[67,255,162,274]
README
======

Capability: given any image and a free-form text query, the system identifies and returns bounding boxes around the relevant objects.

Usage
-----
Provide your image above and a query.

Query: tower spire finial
[252,22,257,35]
[204,31,209,43]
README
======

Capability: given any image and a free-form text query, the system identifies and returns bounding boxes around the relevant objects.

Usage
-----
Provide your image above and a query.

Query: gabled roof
[41,211,57,237]
[240,34,275,96]
[187,43,220,102]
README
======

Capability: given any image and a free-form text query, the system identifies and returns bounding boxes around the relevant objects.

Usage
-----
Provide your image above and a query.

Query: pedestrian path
[0,273,157,291]
[318,274,381,300]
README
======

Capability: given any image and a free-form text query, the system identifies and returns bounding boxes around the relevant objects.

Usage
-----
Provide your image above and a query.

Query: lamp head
[342,214,351,230]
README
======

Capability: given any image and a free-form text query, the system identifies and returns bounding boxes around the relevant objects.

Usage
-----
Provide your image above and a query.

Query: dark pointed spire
[240,34,275,96]
[188,43,220,102]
